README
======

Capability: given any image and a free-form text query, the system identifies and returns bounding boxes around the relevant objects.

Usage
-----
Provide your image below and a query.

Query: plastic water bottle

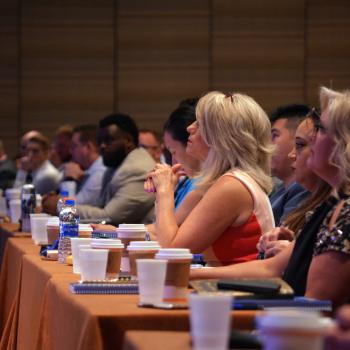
[56,190,69,216]
[58,198,79,264]
[21,184,36,232]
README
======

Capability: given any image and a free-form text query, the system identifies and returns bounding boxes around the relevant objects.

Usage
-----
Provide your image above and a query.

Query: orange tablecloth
[123,331,191,350]
[0,223,21,267]
[0,230,259,350]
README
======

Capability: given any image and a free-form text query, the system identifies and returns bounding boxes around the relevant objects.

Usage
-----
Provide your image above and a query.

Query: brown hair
[283,180,332,234]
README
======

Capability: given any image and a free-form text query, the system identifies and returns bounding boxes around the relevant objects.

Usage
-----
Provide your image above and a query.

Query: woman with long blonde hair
[148,91,275,266]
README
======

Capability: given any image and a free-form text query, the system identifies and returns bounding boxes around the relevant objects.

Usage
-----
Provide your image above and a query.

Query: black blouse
[283,195,339,296]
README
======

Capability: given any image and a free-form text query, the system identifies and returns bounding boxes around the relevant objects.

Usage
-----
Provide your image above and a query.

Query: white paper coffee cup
[46,216,60,244]
[117,226,146,273]
[155,248,193,301]
[79,224,93,238]
[91,239,124,279]
[127,241,160,276]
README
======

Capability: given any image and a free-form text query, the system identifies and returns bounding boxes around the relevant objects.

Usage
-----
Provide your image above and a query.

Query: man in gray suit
[76,113,155,225]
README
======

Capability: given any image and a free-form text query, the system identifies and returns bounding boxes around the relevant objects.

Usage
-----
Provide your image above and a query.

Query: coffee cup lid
[127,241,160,251]
[46,217,60,226]
[155,248,193,260]
[256,310,326,330]
[79,224,93,232]
[117,229,146,238]
[30,213,49,217]
[91,238,124,249]
[119,223,146,229]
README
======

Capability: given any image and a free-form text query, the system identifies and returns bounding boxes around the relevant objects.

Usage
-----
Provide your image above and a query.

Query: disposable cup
[91,239,124,279]
[5,188,21,201]
[71,238,92,274]
[9,199,21,223]
[30,215,51,244]
[127,241,160,277]
[79,224,93,238]
[189,294,232,350]
[155,248,193,301]
[117,227,146,273]
[256,310,326,350]
[136,259,167,304]
[79,248,108,281]
[46,216,60,244]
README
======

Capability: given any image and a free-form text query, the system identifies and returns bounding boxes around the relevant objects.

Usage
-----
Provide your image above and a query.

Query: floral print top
[314,195,350,256]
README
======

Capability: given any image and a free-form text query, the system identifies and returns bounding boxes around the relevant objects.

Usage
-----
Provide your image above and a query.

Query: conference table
[0,223,259,350]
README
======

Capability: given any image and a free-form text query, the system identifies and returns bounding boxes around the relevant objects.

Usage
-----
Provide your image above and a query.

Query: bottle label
[60,223,79,238]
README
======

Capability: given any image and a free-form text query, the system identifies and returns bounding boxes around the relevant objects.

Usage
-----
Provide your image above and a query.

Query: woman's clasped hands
[144,163,186,194]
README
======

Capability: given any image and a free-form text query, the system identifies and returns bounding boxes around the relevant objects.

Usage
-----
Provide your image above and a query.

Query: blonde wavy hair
[320,87,350,192]
[195,91,274,194]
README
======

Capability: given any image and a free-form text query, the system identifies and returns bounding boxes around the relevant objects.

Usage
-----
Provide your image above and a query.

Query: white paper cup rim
[91,239,124,249]
[119,224,146,229]
[127,241,160,250]
[256,310,326,330]
[155,248,193,260]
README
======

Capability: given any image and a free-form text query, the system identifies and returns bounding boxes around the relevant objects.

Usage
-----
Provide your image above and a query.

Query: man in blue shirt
[269,104,311,226]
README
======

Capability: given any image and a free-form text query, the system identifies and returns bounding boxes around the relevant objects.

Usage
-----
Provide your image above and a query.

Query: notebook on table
[70,278,138,294]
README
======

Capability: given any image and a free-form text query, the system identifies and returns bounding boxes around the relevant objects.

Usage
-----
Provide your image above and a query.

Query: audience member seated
[43,124,106,210]
[15,135,61,195]
[163,104,201,209]
[138,129,163,163]
[257,113,332,258]
[14,130,43,187]
[72,113,155,225]
[93,103,202,234]
[48,125,73,170]
[0,140,16,190]
[146,91,275,266]
[191,87,350,309]
[269,104,311,225]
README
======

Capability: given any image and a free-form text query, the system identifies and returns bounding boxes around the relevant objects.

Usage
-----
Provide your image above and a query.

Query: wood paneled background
[0,0,349,157]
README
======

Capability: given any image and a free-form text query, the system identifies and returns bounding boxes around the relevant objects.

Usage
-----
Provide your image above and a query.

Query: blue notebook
[233,297,332,311]
[70,282,138,294]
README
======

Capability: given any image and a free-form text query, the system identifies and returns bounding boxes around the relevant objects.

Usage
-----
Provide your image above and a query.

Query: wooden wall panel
[20,0,115,138]
[1,0,350,158]
[212,0,306,114]
[0,0,19,157]
[306,0,350,108]
[116,0,210,131]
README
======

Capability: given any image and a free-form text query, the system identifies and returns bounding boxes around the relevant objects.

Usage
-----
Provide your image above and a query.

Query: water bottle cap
[60,190,69,197]
[64,199,75,206]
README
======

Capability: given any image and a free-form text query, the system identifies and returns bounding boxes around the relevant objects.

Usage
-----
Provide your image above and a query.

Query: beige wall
[0,0,349,157]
